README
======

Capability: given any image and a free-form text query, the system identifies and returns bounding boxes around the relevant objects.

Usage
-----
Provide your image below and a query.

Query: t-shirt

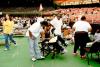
[28,22,41,38]
[50,17,63,35]
[3,20,14,34]
[73,20,91,32]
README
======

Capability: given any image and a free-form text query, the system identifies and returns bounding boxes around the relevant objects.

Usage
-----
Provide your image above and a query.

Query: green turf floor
[0,37,100,67]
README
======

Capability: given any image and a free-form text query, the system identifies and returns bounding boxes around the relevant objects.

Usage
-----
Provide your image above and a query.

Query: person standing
[26,20,48,61]
[72,16,92,58]
[3,14,16,50]
[50,14,67,53]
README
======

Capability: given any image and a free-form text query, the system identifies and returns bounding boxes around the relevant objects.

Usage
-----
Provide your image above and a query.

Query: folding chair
[85,42,100,65]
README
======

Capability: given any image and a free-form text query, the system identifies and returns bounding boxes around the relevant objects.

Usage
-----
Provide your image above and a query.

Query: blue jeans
[27,36,43,59]
[4,34,16,49]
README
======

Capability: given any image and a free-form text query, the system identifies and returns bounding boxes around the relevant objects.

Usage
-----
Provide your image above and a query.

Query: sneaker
[81,55,86,59]
[37,56,45,60]
[72,52,78,56]
[40,56,45,59]
[32,58,36,61]
[4,48,9,51]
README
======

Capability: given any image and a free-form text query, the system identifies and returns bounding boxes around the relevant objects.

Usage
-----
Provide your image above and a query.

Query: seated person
[93,29,100,43]
[86,29,100,47]
[41,23,67,54]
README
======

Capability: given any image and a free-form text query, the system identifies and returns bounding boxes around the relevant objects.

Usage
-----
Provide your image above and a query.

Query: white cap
[67,26,71,28]
[37,17,44,23]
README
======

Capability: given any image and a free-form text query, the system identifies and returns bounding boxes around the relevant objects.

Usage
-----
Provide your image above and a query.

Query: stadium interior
[0,0,100,67]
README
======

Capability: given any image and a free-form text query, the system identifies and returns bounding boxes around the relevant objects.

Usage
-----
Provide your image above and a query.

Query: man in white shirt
[50,15,62,36]
[27,20,48,61]
[72,16,92,58]
[50,15,67,53]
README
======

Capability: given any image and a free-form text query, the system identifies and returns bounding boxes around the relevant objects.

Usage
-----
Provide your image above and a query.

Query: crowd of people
[0,9,100,62]
[45,7,100,23]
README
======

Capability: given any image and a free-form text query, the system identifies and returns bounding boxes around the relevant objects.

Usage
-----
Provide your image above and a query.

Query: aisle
[0,37,99,67]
